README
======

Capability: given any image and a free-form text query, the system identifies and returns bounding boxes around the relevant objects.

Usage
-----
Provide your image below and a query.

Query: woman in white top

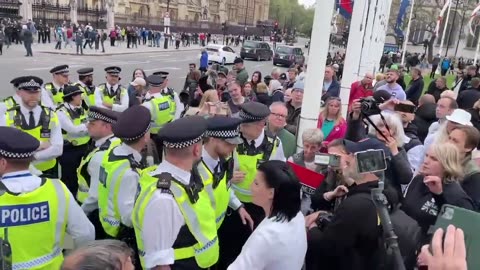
[228,160,307,270]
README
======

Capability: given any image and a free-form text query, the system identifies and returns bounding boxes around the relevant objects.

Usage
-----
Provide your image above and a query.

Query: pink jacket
[317,117,347,150]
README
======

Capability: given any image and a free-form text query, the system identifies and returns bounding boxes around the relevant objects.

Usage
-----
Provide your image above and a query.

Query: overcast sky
[298,0,316,7]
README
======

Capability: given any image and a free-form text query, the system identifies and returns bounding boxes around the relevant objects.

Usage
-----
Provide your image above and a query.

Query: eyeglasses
[271,112,287,119]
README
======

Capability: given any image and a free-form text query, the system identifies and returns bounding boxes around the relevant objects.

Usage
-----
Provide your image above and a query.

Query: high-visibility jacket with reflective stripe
[76,84,96,108]
[232,133,279,202]
[97,84,127,107]
[197,161,229,228]
[44,83,64,105]
[5,106,58,172]
[98,145,141,237]
[0,178,69,270]
[147,95,174,134]
[2,96,17,110]
[76,138,121,203]
[133,172,219,269]
[56,104,90,146]
[162,88,176,119]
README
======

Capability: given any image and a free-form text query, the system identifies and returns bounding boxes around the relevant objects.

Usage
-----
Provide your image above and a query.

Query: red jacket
[317,117,347,151]
[348,81,373,111]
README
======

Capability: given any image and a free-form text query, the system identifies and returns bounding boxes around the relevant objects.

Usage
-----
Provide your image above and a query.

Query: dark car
[240,41,273,61]
[273,46,305,67]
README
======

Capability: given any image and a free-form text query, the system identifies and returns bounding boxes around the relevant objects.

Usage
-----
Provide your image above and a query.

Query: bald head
[419,94,435,106]
[363,72,374,85]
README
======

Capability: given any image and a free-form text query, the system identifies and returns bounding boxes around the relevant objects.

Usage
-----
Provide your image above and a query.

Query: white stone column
[70,0,78,25]
[106,0,115,29]
[19,0,33,22]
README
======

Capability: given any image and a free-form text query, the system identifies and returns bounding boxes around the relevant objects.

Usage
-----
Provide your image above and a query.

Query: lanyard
[1,173,32,180]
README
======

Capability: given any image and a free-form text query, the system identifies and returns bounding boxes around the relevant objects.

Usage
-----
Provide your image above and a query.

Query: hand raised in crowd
[305,210,329,230]
[231,171,246,184]
[378,98,400,111]
[323,185,349,202]
[418,225,467,270]
[238,207,254,231]
[351,99,362,120]
[385,136,399,156]
[424,175,443,195]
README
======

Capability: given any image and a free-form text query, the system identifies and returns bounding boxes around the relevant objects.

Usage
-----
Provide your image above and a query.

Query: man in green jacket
[234,58,249,86]
[267,102,297,159]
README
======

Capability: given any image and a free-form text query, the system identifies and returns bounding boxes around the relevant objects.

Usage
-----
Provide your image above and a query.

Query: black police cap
[159,116,207,149]
[152,71,169,79]
[206,116,243,145]
[105,66,122,75]
[15,76,43,91]
[146,75,165,87]
[0,127,40,159]
[77,67,94,76]
[113,106,151,141]
[239,102,270,123]
[50,64,70,74]
[88,106,120,124]
[63,85,84,98]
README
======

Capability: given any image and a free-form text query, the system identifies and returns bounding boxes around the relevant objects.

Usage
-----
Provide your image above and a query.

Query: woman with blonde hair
[403,143,474,234]
[185,89,231,117]
[317,97,347,151]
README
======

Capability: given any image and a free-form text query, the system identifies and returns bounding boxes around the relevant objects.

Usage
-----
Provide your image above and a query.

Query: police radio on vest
[0,202,50,227]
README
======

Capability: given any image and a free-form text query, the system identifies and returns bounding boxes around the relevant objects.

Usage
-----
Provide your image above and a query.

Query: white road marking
[143,67,181,71]
[147,54,172,58]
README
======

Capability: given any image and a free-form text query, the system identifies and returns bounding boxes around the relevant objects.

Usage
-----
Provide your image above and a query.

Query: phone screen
[355,150,387,174]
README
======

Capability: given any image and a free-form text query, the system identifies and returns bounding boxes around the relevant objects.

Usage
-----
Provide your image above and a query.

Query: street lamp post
[243,0,249,41]
[164,0,170,49]
[454,0,468,58]
[445,0,460,57]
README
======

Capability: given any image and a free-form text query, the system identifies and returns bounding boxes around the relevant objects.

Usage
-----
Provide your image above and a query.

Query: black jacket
[402,175,474,234]
[307,181,382,270]
[406,77,424,104]
[461,157,480,210]
[413,103,437,143]
[426,80,448,102]
[457,88,480,110]
[285,101,301,135]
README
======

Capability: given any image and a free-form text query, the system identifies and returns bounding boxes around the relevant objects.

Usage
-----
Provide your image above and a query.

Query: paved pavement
[0,41,306,99]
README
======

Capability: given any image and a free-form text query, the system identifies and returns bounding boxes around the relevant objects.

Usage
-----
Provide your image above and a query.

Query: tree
[268,0,315,35]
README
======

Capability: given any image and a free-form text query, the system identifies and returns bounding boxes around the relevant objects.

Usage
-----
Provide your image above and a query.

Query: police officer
[43,64,71,107]
[56,85,90,195]
[0,76,63,178]
[132,116,219,270]
[199,116,253,230]
[98,105,151,239]
[217,101,286,268]
[151,71,183,119]
[0,126,94,270]
[142,74,174,159]
[75,67,96,109]
[78,106,120,239]
[94,66,129,112]
[1,77,54,112]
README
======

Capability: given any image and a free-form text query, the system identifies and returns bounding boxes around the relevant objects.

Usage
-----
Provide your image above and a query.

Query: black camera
[315,212,334,231]
[360,97,381,116]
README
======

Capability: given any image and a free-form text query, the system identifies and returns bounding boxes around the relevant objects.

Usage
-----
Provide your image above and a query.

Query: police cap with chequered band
[206,116,243,145]
[113,105,151,141]
[77,67,94,76]
[239,102,271,123]
[158,116,208,149]
[146,75,165,87]
[88,106,120,124]
[152,71,170,79]
[50,64,70,75]
[0,127,40,159]
[62,85,84,98]
[14,76,43,91]
[105,66,122,75]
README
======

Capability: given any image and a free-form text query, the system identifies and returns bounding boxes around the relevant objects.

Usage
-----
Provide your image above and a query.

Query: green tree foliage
[268,0,315,35]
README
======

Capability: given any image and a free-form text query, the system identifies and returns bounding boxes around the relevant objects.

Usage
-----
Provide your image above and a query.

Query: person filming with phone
[305,139,387,270]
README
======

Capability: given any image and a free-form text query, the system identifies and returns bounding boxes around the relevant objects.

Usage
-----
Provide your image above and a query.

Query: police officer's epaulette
[98,139,113,151]
[97,83,107,89]
[154,172,173,195]
[6,105,20,112]
[265,130,280,147]
[55,104,65,111]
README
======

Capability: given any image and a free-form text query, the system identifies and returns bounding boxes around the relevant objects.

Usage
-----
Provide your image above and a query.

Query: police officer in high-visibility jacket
[132,116,219,270]
[56,85,90,195]
[98,105,151,239]
[0,126,94,270]
[150,71,183,119]
[199,116,253,230]
[142,74,175,158]
[217,102,286,268]
[75,67,96,109]
[78,106,120,213]
[0,76,63,178]
[94,66,129,112]
[43,65,71,107]
[1,77,55,112]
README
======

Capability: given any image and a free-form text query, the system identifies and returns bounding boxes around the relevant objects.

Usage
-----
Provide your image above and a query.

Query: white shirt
[108,143,142,227]
[81,135,115,215]
[140,161,189,268]
[0,171,95,247]
[56,103,88,136]
[202,147,242,210]
[94,83,129,112]
[0,103,63,164]
[40,84,58,109]
[228,212,307,270]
